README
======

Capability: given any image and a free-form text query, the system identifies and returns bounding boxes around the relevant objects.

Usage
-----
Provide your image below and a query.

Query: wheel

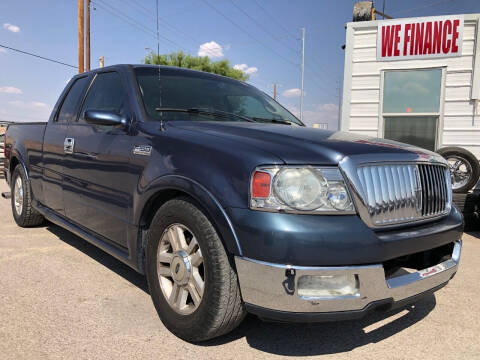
[437,147,480,193]
[145,198,246,342]
[453,192,480,230]
[11,165,44,227]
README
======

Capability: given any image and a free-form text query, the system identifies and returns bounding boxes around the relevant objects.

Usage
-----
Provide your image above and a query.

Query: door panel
[42,76,90,214]
[63,125,134,248]
[42,124,68,213]
[63,71,135,248]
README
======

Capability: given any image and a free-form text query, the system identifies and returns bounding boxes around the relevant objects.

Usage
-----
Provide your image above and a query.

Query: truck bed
[3,122,47,184]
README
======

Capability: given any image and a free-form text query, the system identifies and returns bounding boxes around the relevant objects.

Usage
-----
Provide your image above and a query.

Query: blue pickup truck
[2,65,463,342]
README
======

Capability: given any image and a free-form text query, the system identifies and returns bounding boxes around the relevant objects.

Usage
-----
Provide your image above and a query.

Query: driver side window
[79,72,125,128]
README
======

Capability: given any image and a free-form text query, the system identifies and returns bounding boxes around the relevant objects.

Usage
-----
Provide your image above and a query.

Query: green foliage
[143,51,249,81]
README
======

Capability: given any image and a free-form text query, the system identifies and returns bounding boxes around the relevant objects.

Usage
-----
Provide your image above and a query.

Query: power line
[0,44,76,69]
[200,0,299,68]
[92,1,188,51]
[227,1,337,91]
[96,0,220,58]
[92,1,155,37]
[124,0,237,58]
[228,0,299,56]
[251,0,297,40]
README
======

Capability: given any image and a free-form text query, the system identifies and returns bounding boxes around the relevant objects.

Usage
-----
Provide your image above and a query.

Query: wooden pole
[99,56,104,68]
[273,83,277,100]
[86,0,90,71]
[78,0,84,73]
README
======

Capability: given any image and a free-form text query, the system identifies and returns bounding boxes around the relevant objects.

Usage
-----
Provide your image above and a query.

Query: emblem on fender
[133,145,152,156]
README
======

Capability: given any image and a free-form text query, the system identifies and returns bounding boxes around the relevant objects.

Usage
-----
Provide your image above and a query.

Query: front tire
[145,198,245,342]
[11,165,44,227]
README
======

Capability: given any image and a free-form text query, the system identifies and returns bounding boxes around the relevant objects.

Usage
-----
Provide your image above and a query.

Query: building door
[382,69,443,151]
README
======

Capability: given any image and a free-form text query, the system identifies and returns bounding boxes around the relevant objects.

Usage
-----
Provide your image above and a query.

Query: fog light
[297,274,360,298]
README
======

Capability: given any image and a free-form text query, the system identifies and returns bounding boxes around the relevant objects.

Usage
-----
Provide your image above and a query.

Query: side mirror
[84,109,127,127]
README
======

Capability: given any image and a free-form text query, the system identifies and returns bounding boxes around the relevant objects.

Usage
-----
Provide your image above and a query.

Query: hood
[168,121,444,165]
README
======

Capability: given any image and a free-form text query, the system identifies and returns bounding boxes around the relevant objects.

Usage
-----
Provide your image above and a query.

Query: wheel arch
[134,175,243,271]
[9,151,29,184]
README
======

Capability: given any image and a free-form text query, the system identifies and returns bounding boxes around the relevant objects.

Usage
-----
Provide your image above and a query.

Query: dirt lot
[0,180,479,360]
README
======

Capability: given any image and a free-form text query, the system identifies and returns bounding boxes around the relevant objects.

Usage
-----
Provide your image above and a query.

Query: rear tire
[11,165,44,227]
[145,198,246,342]
[437,147,480,193]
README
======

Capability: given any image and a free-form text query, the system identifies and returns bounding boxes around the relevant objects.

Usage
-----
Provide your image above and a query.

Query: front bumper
[235,240,461,320]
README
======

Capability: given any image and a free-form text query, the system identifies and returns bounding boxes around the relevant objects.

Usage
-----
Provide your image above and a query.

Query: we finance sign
[376,15,464,61]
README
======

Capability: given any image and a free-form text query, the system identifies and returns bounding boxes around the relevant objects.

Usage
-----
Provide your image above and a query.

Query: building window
[382,69,442,151]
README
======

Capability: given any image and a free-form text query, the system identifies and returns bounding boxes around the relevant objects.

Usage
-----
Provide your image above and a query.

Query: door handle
[64,138,75,154]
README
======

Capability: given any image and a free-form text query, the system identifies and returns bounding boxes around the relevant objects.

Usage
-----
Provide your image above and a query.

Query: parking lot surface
[0,180,479,359]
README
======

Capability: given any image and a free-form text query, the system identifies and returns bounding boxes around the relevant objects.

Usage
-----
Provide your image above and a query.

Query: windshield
[134,67,303,125]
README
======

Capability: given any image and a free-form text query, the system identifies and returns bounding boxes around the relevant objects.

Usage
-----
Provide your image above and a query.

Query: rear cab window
[55,76,90,123]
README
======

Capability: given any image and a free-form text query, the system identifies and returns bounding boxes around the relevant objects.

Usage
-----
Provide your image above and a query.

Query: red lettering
[451,19,460,52]
[394,24,401,56]
[382,25,395,57]
[415,23,424,55]
[433,21,443,54]
[403,24,411,56]
[424,22,433,54]
[442,20,452,53]
[410,23,416,55]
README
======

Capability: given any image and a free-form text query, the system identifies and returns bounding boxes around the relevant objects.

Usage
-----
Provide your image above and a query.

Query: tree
[143,51,249,81]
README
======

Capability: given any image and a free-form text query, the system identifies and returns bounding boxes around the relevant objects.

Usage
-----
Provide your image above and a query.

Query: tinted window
[79,72,125,121]
[134,67,302,125]
[226,95,275,118]
[383,69,442,113]
[384,116,437,150]
[56,77,89,123]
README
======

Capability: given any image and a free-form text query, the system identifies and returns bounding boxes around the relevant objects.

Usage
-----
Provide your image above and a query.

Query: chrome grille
[356,163,450,226]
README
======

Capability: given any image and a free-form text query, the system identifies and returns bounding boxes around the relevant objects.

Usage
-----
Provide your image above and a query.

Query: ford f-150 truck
[2,65,463,342]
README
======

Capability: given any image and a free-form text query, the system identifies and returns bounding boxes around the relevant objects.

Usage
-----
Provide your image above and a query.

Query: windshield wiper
[155,107,255,122]
[251,117,295,125]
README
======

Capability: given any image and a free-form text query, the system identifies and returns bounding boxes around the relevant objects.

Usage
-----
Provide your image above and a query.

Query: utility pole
[273,83,277,100]
[78,0,84,73]
[86,0,90,71]
[99,56,104,68]
[300,27,305,121]
[337,79,342,131]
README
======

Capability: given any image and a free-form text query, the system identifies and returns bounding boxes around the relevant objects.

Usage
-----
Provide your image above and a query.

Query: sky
[1,0,480,129]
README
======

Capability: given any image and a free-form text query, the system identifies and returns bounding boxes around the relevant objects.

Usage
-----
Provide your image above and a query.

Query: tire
[452,192,480,231]
[145,197,246,342]
[11,165,44,227]
[452,192,480,213]
[437,147,480,193]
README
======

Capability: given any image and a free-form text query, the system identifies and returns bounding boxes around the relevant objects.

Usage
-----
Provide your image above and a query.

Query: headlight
[250,166,355,213]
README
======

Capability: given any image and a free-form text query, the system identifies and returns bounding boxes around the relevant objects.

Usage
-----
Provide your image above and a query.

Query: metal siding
[351,89,380,102]
[345,18,480,147]
[444,85,471,101]
[351,76,380,89]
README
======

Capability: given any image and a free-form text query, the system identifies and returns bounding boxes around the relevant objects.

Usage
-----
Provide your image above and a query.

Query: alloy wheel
[13,176,23,216]
[447,155,472,191]
[157,224,205,315]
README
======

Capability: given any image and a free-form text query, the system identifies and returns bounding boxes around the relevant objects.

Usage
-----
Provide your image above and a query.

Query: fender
[134,174,243,256]
[9,149,29,181]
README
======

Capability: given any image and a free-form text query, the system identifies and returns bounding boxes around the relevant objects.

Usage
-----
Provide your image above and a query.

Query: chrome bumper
[235,241,461,314]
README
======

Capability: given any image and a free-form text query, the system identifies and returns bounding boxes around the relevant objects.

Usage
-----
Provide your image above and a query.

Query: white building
[341,14,480,158]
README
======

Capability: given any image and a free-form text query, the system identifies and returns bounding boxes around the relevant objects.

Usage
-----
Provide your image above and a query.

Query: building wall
[341,14,480,158]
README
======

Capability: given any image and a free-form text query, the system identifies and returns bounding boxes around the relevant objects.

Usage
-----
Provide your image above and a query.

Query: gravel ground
[0,180,479,359]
